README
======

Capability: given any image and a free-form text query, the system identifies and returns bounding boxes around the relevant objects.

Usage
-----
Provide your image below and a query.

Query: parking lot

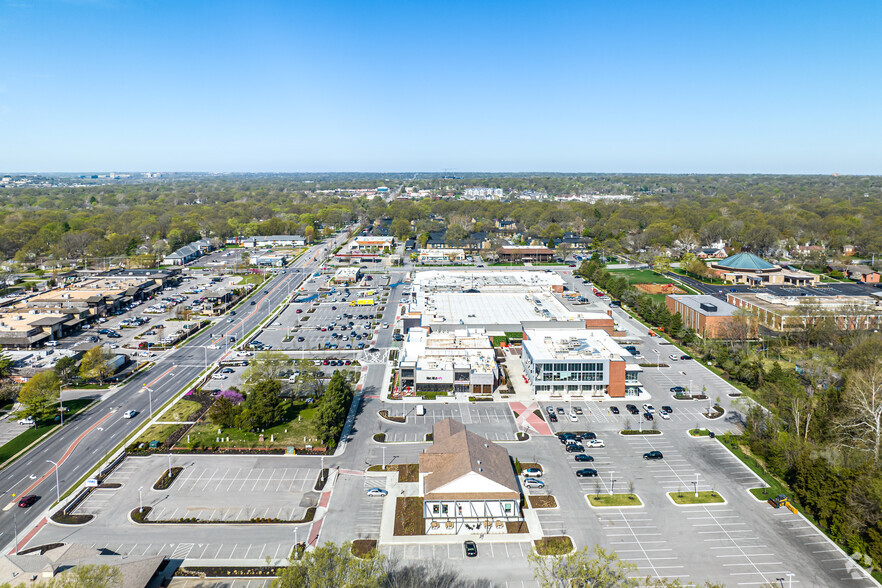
[379,403,520,442]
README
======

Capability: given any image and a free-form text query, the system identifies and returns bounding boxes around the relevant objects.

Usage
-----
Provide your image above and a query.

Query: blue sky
[1,0,880,173]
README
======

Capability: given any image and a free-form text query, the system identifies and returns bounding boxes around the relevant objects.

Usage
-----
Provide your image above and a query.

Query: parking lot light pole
[59,384,64,426]
[610,477,615,496]
[139,486,143,513]
[694,474,699,497]
[786,573,794,588]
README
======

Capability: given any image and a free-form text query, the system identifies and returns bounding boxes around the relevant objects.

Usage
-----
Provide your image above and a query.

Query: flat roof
[668,295,738,316]
[730,292,882,315]
[522,328,629,362]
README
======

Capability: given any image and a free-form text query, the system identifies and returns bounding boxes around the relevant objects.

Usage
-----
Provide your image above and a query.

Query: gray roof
[668,294,738,316]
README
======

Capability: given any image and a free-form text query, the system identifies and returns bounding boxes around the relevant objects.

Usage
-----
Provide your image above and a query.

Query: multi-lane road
[0,234,348,553]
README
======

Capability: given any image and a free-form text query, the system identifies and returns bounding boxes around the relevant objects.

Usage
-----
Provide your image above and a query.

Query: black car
[464,541,477,557]
[670,386,686,394]
[643,451,664,460]
[574,454,594,462]
[557,433,577,443]
[579,432,597,441]
[230,310,236,315]
[566,443,585,453]
[680,355,693,360]
[626,404,639,414]
[610,406,620,414]
[250,301,256,305]
[576,468,598,477]
[297,337,304,342]
[643,412,654,421]
[661,406,673,414]
[548,413,558,422]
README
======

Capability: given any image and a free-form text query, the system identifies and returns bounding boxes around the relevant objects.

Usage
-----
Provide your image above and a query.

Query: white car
[659,411,671,420]
[211,374,227,380]
[643,404,655,413]
[366,488,388,497]
[668,354,679,361]
[208,344,220,349]
[123,410,137,419]
[568,413,578,422]
[382,323,389,329]
[523,478,545,489]
[17,416,35,426]
[585,439,605,448]
[45,340,59,347]
[522,468,543,478]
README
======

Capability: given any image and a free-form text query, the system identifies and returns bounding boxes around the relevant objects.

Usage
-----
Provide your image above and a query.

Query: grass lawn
[534,536,573,555]
[135,423,183,445]
[236,274,271,286]
[669,491,725,504]
[183,399,321,449]
[689,429,712,437]
[163,399,201,422]
[721,437,792,502]
[608,269,672,285]
[393,497,424,536]
[587,493,642,507]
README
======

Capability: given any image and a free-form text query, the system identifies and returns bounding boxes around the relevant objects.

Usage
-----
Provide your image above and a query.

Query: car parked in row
[643,451,664,460]
[576,468,598,477]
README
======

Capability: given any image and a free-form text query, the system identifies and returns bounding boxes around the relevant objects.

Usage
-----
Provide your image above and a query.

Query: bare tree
[836,363,882,466]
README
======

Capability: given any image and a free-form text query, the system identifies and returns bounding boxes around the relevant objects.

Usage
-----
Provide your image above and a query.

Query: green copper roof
[716,252,776,271]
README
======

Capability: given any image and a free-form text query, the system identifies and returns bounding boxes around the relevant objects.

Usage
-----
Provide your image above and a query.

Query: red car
[18,495,37,508]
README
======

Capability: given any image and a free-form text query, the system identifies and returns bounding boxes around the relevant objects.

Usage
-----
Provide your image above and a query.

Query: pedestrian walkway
[509,401,552,436]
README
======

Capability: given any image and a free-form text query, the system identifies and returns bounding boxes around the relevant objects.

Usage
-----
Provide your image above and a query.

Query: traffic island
[50,512,94,525]
[586,493,643,508]
[668,491,725,505]
[688,428,712,437]
[534,536,574,555]
[620,429,662,435]
[152,466,184,490]
[378,410,405,423]
[130,506,316,524]
[527,495,557,509]
[703,405,725,419]
[372,433,386,442]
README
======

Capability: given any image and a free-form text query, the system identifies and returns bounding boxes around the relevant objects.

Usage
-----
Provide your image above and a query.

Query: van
[416,405,426,416]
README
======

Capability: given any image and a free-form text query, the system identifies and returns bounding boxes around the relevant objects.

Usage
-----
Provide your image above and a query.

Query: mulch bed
[393,497,424,536]
[528,495,557,509]
[378,410,406,423]
[175,566,282,578]
[352,539,378,558]
[505,520,528,533]
[133,506,316,525]
[51,513,93,525]
[153,466,184,490]
[314,468,330,491]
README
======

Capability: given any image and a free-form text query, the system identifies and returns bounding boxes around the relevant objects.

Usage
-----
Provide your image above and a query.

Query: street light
[610,477,616,496]
[138,486,144,513]
[694,473,699,498]
[46,460,60,504]
[786,572,794,588]
[143,385,153,416]
[59,384,64,426]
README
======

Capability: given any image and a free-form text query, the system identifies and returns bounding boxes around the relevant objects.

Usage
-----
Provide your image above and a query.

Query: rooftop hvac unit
[699,302,718,313]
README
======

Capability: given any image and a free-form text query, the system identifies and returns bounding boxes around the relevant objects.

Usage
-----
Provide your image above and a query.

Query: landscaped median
[533,536,573,555]
[688,428,713,437]
[130,505,316,524]
[667,490,726,505]
[585,493,643,508]
[619,429,662,435]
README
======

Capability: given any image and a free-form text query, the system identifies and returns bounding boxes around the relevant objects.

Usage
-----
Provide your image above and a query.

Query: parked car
[546,406,554,415]
[643,451,664,460]
[585,439,605,448]
[610,406,620,414]
[522,468,542,478]
[568,413,578,422]
[548,413,558,422]
[574,454,594,462]
[643,412,654,421]
[565,443,585,453]
[573,406,583,415]
[680,355,693,360]
[661,406,673,414]
[576,468,598,477]
[366,488,388,497]
[464,540,478,557]
[670,386,686,394]
[626,404,639,414]
[660,411,670,420]
[557,432,577,443]
[17,416,35,426]
[523,478,545,489]
[668,354,679,361]
[642,404,655,413]
[556,407,565,415]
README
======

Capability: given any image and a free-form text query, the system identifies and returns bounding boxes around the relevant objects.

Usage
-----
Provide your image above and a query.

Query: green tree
[79,346,115,384]
[54,356,78,384]
[16,370,60,422]
[208,396,240,428]
[36,564,123,587]
[242,350,291,390]
[240,379,284,430]
[0,351,13,378]
[314,371,353,448]
[272,541,385,588]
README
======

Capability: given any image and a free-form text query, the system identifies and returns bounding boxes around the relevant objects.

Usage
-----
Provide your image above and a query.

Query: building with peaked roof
[0,543,163,586]
[420,419,521,534]
[709,252,820,286]
[162,238,213,265]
